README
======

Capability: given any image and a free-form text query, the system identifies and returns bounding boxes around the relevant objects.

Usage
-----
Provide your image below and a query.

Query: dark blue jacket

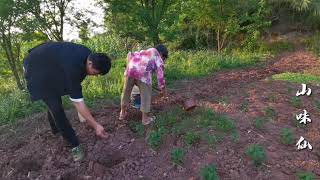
[23,42,91,101]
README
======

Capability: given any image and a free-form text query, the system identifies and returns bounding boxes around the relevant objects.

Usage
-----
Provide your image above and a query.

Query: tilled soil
[1,49,320,180]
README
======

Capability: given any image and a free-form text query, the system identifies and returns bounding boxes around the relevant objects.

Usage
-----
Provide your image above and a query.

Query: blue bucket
[132,94,141,109]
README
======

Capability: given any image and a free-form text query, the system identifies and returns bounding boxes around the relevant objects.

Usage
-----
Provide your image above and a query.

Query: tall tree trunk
[1,34,24,90]
[217,26,221,53]
[2,46,23,89]
[152,29,160,45]
[59,5,64,41]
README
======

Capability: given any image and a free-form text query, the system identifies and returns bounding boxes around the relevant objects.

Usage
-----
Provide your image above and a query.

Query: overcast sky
[64,0,105,41]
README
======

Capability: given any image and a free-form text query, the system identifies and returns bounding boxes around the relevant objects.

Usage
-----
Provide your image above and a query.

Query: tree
[78,20,90,42]
[26,0,73,41]
[104,0,180,45]
[0,0,28,89]
[178,0,270,52]
[285,0,320,16]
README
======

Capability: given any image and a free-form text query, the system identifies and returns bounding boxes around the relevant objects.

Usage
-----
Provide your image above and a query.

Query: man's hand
[95,124,108,139]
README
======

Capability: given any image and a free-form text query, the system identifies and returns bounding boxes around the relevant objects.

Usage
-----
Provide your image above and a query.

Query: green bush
[264,107,276,120]
[272,73,320,85]
[185,132,200,146]
[246,144,267,166]
[170,148,185,166]
[214,114,236,132]
[254,117,266,130]
[297,171,316,180]
[147,130,163,150]
[128,121,145,137]
[200,164,220,180]
[280,128,295,145]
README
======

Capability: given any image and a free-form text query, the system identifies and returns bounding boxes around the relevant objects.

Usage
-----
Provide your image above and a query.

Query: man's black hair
[88,53,111,75]
[155,44,168,59]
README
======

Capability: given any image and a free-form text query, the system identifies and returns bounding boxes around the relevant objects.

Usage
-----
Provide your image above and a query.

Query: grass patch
[149,107,236,149]
[147,129,164,150]
[200,164,220,180]
[246,144,267,166]
[306,32,320,57]
[264,107,277,120]
[254,117,267,130]
[202,132,220,146]
[170,148,185,166]
[297,171,316,180]
[231,130,240,143]
[184,132,201,146]
[128,121,145,137]
[272,72,320,85]
[280,128,295,145]
[290,97,302,108]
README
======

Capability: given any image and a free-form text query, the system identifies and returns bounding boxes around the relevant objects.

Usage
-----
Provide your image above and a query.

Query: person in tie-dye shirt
[119,44,168,125]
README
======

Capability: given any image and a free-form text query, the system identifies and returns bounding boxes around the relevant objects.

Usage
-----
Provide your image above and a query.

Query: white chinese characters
[296,84,312,96]
[294,84,313,151]
[296,110,312,125]
[296,136,313,150]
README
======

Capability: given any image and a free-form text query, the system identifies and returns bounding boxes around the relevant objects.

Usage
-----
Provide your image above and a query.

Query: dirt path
[1,49,320,180]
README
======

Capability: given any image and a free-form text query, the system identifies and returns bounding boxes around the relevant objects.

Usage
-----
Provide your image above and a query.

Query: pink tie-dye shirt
[124,48,165,89]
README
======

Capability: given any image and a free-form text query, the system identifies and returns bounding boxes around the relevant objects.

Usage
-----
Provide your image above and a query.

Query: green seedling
[246,144,267,166]
[170,148,185,166]
[280,128,295,145]
[200,164,220,180]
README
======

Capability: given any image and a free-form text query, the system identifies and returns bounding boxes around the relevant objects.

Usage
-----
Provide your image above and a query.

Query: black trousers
[43,96,79,148]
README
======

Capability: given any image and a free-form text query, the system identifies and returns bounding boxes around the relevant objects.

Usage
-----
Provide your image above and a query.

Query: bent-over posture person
[23,42,111,161]
[119,44,168,125]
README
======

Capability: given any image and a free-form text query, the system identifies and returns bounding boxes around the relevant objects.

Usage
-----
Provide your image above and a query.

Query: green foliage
[214,114,236,132]
[184,132,200,146]
[297,171,316,180]
[0,90,46,125]
[105,0,180,45]
[202,133,219,145]
[147,130,163,150]
[254,117,266,130]
[307,32,320,56]
[82,33,127,59]
[165,51,266,83]
[200,164,220,180]
[259,41,294,54]
[231,130,240,143]
[280,128,295,145]
[129,121,145,137]
[264,107,276,120]
[170,148,185,166]
[246,144,267,166]
[290,97,302,108]
[272,73,320,85]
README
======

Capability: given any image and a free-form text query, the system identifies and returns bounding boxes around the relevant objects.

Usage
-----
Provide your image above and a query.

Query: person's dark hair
[155,44,168,60]
[88,53,112,75]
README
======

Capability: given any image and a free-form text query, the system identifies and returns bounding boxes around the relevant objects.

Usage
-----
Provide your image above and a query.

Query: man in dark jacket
[23,42,111,161]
